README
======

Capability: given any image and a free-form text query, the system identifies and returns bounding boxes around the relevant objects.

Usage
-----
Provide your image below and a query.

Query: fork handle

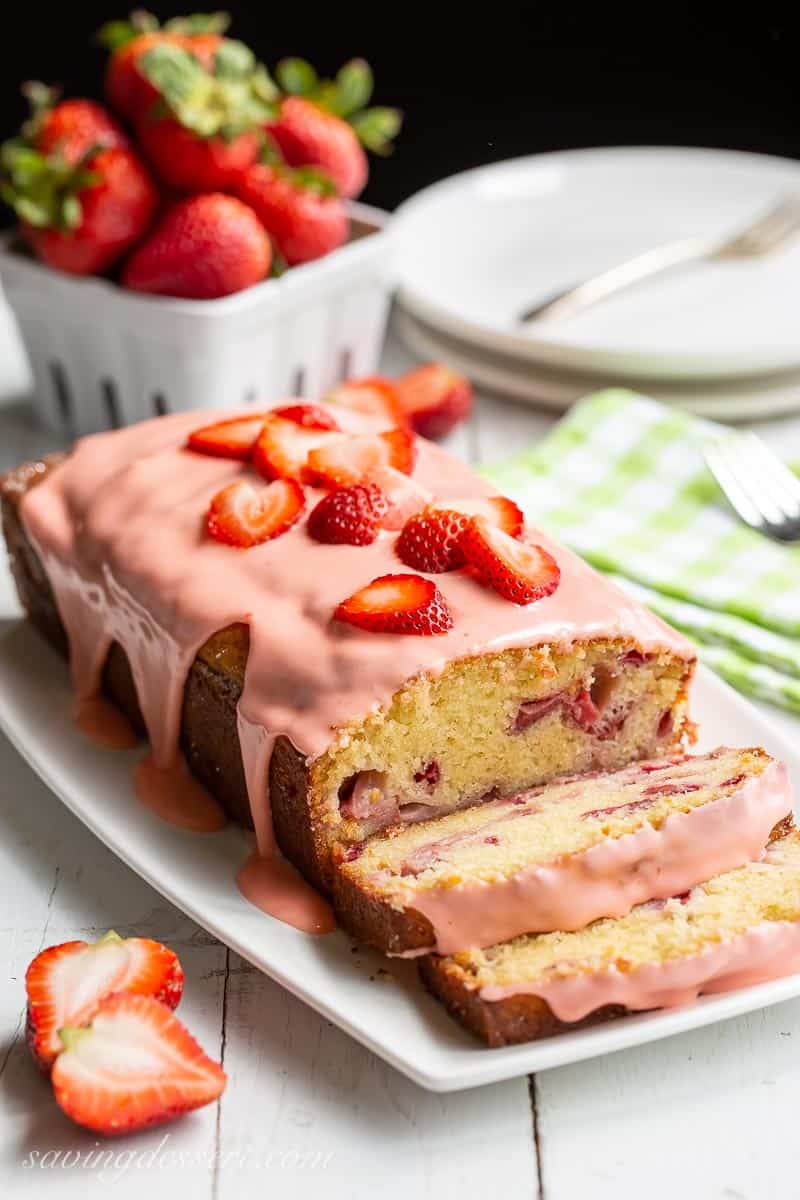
[519,235,710,324]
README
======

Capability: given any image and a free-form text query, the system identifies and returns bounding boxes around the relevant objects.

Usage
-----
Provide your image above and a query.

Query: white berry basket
[0,201,395,436]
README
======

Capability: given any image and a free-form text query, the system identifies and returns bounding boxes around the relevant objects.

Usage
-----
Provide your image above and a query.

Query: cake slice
[333,748,792,955]
[1,407,695,891]
[420,827,800,1047]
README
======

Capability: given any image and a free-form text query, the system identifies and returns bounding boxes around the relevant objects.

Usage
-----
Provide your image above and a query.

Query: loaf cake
[421,827,800,1046]
[333,748,793,955]
[0,405,695,891]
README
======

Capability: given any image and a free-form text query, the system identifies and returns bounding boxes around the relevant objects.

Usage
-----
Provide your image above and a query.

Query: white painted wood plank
[215,950,538,1200]
[535,999,800,1199]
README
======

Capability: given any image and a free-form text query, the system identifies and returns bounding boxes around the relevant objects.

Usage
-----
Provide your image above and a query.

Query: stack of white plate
[393,147,800,420]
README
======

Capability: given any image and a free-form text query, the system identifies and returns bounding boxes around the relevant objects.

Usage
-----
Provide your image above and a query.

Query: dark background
[0,3,798,218]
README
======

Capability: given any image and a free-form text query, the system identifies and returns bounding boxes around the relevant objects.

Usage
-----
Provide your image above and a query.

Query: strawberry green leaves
[274,56,402,155]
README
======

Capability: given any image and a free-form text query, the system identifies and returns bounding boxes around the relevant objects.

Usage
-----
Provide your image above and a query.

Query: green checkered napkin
[484,389,800,713]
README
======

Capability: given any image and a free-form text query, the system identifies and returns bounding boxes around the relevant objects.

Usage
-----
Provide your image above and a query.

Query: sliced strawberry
[396,507,469,573]
[252,413,340,481]
[306,429,416,488]
[442,495,524,538]
[186,414,268,460]
[335,573,453,635]
[307,483,389,545]
[25,930,183,1072]
[325,378,405,428]
[395,363,473,440]
[51,993,226,1135]
[461,517,561,605]
[271,403,341,431]
[371,465,432,530]
[395,494,525,573]
[207,479,304,547]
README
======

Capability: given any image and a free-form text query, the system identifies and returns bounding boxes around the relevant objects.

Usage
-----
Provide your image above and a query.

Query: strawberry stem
[57,1025,91,1052]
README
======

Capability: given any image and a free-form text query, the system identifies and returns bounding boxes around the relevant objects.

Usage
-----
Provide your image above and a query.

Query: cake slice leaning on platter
[421,826,800,1047]
[0,400,695,898]
[332,747,794,955]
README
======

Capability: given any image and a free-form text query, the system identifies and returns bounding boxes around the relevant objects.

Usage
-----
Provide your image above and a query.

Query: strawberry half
[187,414,269,460]
[396,508,469,573]
[253,413,340,481]
[325,378,405,428]
[271,403,340,431]
[51,993,226,1135]
[371,465,432,530]
[207,479,304,547]
[396,495,524,573]
[443,495,524,538]
[307,482,389,545]
[306,429,416,488]
[395,363,473,440]
[461,518,561,605]
[25,930,183,1072]
[335,573,453,635]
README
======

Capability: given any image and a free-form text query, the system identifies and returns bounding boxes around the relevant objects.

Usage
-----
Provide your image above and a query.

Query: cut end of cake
[308,638,693,885]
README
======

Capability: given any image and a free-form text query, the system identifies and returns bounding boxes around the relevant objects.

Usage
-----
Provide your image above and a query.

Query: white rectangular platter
[0,571,798,1093]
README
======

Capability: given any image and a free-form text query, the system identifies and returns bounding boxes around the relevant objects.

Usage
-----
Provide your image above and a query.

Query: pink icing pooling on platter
[479,920,800,1021]
[393,761,792,955]
[17,408,693,875]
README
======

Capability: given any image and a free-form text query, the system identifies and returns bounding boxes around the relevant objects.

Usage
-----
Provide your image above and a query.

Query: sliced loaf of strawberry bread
[1,403,695,891]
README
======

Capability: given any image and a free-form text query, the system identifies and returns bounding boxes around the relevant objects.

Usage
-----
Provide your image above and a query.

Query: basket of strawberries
[0,12,402,434]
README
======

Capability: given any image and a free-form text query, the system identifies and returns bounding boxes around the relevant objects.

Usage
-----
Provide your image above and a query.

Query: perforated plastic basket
[0,202,394,435]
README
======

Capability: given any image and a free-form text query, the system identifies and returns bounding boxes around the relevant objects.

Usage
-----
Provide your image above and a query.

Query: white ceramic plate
[394,147,800,381]
[0,578,799,1092]
[395,309,800,422]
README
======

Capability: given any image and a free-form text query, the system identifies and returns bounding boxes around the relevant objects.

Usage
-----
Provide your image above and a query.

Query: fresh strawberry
[461,518,561,605]
[271,403,340,430]
[370,465,432,530]
[396,494,523,572]
[139,121,261,193]
[252,413,340,481]
[396,508,469,573]
[133,41,275,191]
[269,58,401,199]
[21,84,128,164]
[269,96,367,199]
[306,429,416,488]
[335,573,453,635]
[99,11,229,121]
[51,993,226,1135]
[307,482,388,545]
[234,159,348,266]
[122,194,270,299]
[207,478,304,546]
[395,364,473,440]
[438,495,524,538]
[325,377,405,428]
[25,930,183,1072]
[1,141,157,276]
[187,413,270,460]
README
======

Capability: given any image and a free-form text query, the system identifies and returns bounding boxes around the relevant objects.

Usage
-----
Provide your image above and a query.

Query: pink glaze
[237,851,335,934]
[18,407,692,867]
[479,919,800,1020]
[134,753,228,832]
[75,696,138,750]
[395,761,792,955]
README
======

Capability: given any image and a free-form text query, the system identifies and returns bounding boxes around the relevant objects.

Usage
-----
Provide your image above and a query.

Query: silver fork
[704,432,800,543]
[519,195,800,324]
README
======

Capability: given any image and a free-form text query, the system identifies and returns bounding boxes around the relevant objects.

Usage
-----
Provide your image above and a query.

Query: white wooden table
[2,299,800,1198]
